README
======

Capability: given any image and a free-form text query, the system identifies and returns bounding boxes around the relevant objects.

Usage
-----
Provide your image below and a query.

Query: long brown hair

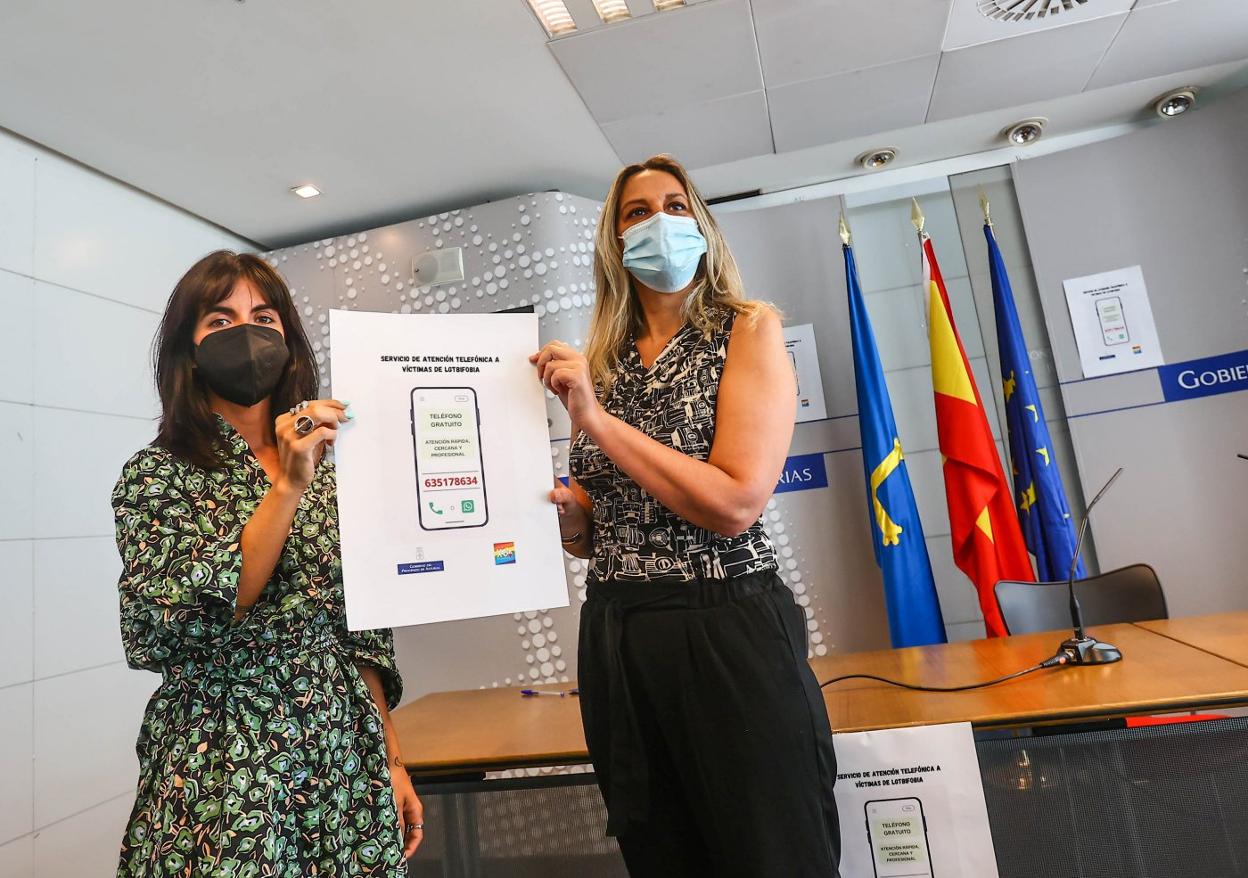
[585,154,769,392]
[152,250,319,468]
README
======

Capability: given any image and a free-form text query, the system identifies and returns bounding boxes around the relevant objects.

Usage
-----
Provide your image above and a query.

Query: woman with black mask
[111,251,421,877]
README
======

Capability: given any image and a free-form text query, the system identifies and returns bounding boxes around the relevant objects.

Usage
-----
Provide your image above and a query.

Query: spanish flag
[918,203,1033,636]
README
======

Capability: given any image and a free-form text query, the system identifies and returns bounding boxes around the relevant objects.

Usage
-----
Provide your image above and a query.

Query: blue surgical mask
[620,212,708,294]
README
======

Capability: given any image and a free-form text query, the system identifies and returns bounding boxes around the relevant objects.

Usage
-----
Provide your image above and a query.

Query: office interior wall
[0,129,251,876]
[267,186,978,710]
[264,177,1031,721]
[1011,88,1248,617]
[717,183,1019,644]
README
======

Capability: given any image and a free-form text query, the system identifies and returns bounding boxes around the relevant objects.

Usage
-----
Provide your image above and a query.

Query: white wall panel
[0,270,35,404]
[0,132,36,276]
[33,282,161,419]
[34,537,125,679]
[33,662,155,828]
[34,793,133,878]
[0,401,35,540]
[0,684,34,845]
[0,541,34,689]
[33,152,248,312]
[0,835,33,878]
[32,408,155,539]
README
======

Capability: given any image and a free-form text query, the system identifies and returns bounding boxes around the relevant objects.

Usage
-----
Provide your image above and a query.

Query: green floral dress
[111,416,406,878]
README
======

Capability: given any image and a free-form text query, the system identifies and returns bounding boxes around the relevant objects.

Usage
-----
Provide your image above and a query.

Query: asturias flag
[845,240,946,647]
[922,221,1033,637]
[986,223,1085,582]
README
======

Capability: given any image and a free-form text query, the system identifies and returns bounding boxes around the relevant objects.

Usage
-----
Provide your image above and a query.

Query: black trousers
[578,570,841,878]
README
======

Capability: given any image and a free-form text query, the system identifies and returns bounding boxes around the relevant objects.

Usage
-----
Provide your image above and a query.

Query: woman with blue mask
[532,156,840,877]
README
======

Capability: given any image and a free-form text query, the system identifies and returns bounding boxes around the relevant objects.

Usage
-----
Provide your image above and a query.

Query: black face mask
[193,323,291,407]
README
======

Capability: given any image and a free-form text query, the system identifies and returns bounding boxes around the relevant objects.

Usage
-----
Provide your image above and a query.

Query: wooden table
[1136,611,1248,668]
[393,686,587,776]
[396,618,1248,775]
[815,621,1248,732]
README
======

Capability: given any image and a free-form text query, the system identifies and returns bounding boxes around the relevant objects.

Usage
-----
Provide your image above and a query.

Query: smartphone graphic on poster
[788,349,802,397]
[410,387,489,530]
[1096,295,1129,346]
[865,798,933,878]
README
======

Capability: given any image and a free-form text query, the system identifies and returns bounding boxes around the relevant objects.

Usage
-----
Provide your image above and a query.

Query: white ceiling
[0,0,621,247]
[556,0,1248,163]
[1,0,1245,247]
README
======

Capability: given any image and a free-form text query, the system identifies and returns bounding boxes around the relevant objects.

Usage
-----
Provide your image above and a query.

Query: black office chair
[994,563,1168,636]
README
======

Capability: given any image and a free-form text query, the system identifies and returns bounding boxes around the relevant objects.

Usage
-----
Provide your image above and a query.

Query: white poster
[1062,265,1164,378]
[835,723,999,878]
[329,309,569,630]
[784,322,828,423]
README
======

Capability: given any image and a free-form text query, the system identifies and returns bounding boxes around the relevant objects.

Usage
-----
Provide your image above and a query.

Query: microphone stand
[1055,468,1124,666]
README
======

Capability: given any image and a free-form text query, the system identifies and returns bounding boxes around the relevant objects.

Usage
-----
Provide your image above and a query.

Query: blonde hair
[585,154,770,392]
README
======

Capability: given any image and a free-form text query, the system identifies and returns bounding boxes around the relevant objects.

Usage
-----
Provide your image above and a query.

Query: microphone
[1055,467,1124,665]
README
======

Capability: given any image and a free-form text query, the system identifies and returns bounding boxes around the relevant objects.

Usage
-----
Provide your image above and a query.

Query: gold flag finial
[979,189,992,227]
[910,198,926,235]
[839,212,851,246]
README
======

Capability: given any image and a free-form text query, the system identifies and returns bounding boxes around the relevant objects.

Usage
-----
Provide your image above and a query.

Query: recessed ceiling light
[526,0,577,35]
[857,147,898,170]
[1004,118,1047,146]
[1153,87,1196,119]
[654,0,686,9]
[592,0,631,23]
[291,184,321,199]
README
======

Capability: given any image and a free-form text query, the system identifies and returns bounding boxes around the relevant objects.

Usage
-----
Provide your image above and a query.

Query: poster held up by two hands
[329,309,569,631]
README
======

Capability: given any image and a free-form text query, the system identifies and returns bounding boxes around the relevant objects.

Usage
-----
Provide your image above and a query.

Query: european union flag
[845,241,946,647]
[985,224,1085,581]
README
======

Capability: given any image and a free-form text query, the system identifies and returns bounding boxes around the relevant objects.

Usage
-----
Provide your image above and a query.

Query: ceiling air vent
[977,0,1092,22]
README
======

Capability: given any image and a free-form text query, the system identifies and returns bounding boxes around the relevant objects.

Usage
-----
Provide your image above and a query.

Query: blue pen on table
[521,688,579,697]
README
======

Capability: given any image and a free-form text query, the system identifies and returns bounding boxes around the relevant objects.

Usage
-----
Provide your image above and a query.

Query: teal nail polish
[345,412,354,420]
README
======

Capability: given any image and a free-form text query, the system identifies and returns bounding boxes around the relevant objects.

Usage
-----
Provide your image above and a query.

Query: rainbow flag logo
[494,542,516,565]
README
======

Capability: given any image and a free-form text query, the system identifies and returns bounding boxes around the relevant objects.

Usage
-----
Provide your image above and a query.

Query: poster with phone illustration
[1062,265,1164,378]
[834,723,999,877]
[329,309,568,630]
[783,322,828,423]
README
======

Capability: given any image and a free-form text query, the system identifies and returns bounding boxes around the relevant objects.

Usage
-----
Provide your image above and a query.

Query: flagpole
[979,190,993,229]
[842,211,947,646]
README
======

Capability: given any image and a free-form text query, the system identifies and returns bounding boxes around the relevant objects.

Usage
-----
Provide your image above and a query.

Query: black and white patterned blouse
[569,307,779,583]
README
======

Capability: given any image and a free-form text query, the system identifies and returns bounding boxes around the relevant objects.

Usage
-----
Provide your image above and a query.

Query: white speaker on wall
[411,247,465,287]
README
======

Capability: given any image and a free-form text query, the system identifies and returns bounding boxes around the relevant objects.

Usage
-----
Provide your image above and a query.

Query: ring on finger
[294,415,315,436]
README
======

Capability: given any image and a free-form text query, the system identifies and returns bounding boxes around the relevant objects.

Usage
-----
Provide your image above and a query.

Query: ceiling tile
[689,58,1248,199]
[752,0,952,87]
[927,13,1126,121]
[600,90,774,168]
[943,0,1135,51]
[768,55,941,152]
[549,0,762,123]
[0,0,623,247]
[1088,0,1248,89]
